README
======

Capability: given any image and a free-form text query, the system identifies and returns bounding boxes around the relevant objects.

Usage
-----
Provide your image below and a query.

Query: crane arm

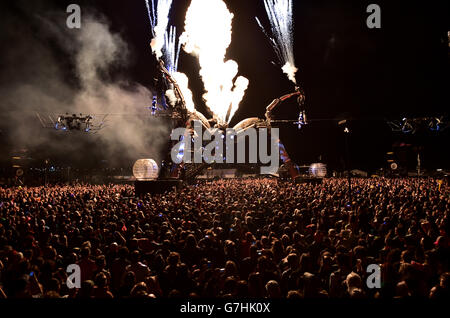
[265,87,305,123]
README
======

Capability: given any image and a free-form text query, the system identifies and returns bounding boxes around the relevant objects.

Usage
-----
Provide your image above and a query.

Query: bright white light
[180,0,249,125]
[133,159,159,180]
[309,163,327,178]
[172,72,195,113]
[281,61,298,84]
[163,25,181,74]
[146,0,174,59]
[257,0,298,84]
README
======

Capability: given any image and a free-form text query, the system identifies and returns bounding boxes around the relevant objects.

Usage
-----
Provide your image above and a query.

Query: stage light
[176,142,185,161]
[309,163,327,178]
[388,116,447,134]
[428,117,441,131]
[133,159,159,181]
[401,120,414,133]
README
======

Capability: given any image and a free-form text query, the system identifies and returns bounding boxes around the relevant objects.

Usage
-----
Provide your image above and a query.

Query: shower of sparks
[163,25,181,74]
[146,0,174,59]
[145,0,156,36]
[256,0,298,84]
[145,0,195,112]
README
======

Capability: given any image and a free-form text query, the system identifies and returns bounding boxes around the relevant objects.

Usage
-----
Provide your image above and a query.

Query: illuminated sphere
[133,159,159,180]
[309,163,327,178]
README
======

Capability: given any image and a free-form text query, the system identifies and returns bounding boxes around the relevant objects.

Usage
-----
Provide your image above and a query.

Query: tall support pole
[344,129,352,202]
[44,159,49,187]
[417,153,421,177]
[339,120,351,203]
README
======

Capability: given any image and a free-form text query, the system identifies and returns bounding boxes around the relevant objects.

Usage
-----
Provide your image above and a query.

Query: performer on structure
[151,96,157,115]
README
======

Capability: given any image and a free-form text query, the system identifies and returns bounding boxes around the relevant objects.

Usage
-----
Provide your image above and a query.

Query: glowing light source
[171,72,196,113]
[309,163,327,178]
[163,25,181,74]
[146,0,174,59]
[146,0,196,113]
[256,0,298,84]
[133,159,159,180]
[180,0,249,125]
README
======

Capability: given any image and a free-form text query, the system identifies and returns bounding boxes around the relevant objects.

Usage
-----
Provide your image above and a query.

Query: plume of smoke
[180,0,249,125]
[0,4,168,166]
[146,0,174,59]
[256,0,298,84]
[165,89,178,107]
[282,61,298,84]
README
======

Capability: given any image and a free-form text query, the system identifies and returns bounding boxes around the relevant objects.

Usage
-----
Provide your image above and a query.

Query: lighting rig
[387,117,448,134]
[36,112,108,133]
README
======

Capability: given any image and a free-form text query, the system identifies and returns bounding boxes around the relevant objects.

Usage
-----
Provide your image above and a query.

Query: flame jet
[180,0,249,127]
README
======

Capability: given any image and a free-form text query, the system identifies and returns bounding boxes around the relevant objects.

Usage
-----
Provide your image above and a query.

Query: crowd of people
[0,177,448,299]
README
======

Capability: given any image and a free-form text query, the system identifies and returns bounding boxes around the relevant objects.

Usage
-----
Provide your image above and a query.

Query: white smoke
[282,61,298,84]
[165,89,177,107]
[0,7,168,165]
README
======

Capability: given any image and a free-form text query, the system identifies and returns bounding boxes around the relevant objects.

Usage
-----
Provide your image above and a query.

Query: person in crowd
[0,178,448,298]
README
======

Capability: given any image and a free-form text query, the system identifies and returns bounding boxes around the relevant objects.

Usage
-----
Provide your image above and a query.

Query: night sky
[0,0,448,173]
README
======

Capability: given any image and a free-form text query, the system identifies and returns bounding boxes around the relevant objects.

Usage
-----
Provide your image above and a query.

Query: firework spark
[180,0,249,125]
[163,26,195,112]
[163,25,181,74]
[256,0,298,84]
[146,0,173,59]
[146,0,195,112]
